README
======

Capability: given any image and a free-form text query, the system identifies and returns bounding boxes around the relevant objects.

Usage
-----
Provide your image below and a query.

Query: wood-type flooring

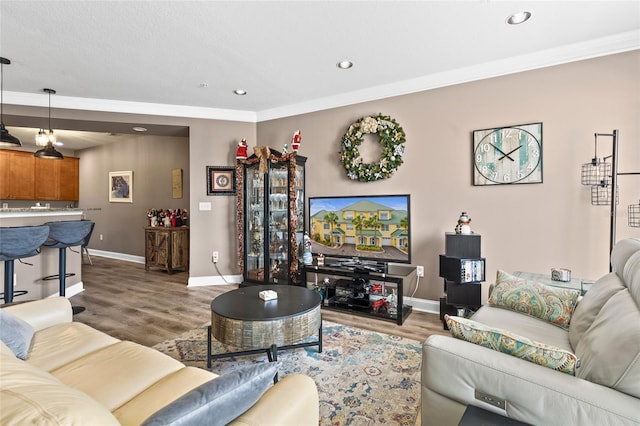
[72,256,449,347]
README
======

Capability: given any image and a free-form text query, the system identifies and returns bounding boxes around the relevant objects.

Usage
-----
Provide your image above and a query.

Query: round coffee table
[207,285,322,368]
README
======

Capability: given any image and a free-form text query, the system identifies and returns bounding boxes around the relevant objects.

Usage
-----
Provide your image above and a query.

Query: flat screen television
[308,194,411,266]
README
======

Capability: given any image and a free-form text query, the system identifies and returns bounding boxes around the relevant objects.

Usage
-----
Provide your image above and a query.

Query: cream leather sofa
[422,238,640,425]
[0,297,319,425]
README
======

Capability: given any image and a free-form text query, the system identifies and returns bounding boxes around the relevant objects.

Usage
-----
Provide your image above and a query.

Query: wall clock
[472,122,542,186]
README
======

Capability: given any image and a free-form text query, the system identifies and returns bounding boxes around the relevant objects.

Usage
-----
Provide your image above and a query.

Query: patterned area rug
[153,321,422,425]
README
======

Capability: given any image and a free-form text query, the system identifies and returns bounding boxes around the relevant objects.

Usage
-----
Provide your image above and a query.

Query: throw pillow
[0,309,35,360]
[445,315,579,375]
[141,362,279,426]
[488,270,580,329]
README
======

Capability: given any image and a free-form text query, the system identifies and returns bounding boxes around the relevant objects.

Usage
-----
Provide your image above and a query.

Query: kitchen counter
[0,209,85,304]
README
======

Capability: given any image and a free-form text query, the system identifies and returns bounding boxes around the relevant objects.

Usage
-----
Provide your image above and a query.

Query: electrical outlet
[99,234,103,241]
[212,251,219,263]
[416,265,424,277]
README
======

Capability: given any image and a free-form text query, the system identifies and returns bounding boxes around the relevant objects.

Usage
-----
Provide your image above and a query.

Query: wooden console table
[144,226,189,274]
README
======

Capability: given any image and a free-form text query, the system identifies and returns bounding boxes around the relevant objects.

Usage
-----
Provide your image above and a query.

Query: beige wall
[3,51,638,303]
[257,51,640,301]
[78,134,190,256]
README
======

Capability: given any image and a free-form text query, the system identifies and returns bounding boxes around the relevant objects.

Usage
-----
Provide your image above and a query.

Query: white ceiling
[1,1,639,149]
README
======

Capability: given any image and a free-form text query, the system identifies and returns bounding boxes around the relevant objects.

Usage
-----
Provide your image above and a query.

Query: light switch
[199,202,212,211]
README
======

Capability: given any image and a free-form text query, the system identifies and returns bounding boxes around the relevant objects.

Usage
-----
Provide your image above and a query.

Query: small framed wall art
[206,166,236,195]
[472,122,543,186]
[109,171,133,203]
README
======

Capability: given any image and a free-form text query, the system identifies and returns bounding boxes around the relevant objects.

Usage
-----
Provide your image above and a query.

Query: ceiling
[1,1,639,150]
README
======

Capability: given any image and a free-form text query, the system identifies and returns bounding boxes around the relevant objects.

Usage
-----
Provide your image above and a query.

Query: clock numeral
[517,170,525,179]
[503,174,511,183]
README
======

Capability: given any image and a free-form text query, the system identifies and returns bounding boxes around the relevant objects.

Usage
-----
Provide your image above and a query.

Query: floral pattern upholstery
[445,315,579,375]
[488,270,580,329]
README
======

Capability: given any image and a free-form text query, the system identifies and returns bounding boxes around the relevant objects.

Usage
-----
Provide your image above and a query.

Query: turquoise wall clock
[472,122,543,186]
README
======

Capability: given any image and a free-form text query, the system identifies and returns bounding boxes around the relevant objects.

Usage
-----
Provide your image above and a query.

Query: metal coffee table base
[206,322,323,381]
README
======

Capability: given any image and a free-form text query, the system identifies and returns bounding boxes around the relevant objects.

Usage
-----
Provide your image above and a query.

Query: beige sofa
[422,237,640,425]
[0,297,319,425]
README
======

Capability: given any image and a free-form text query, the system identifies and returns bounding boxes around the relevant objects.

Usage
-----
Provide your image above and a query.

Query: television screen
[308,194,411,265]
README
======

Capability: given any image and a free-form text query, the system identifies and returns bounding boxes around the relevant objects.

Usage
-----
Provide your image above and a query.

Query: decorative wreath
[340,113,406,182]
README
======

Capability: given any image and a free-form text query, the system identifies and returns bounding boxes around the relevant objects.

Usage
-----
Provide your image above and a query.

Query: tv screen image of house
[308,194,411,264]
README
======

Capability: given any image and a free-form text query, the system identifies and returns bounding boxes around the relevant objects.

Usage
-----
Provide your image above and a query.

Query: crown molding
[3,91,258,123]
[4,30,638,124]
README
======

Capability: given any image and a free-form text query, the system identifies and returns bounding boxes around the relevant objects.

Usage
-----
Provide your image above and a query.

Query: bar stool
[81,221,96,265]
[0,225,50,304]
[42,220,94,298]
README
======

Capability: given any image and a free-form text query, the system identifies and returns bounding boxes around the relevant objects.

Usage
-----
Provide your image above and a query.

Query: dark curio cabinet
[236,149,306,285]
[439,232,485,328]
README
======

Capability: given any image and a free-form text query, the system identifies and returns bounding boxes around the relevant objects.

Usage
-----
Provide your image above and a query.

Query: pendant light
[34,88,63,160]
[0,57,21,147]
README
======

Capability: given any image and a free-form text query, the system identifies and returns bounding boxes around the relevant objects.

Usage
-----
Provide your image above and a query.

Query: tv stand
[303,263,414,325]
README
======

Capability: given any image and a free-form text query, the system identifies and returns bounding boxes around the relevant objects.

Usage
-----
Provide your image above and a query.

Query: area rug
[153,321,422,425]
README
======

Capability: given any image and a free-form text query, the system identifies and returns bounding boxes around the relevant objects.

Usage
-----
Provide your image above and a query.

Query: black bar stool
[0,225,50,304]
[42,220,94,298]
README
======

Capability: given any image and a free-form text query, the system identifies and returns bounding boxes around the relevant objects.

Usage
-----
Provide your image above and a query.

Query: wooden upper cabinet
[9,151,35,200]
[34,158,58,200]
[0,149,79,201]
[0,149,9,198]
[58,157,79,201]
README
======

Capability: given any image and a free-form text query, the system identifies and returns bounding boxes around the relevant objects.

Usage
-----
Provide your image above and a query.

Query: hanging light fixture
[0,57,21,147]
[35,88,58,146]
[34,88,63,160]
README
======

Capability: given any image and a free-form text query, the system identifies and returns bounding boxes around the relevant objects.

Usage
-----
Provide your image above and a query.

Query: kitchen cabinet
[0,149,79,201]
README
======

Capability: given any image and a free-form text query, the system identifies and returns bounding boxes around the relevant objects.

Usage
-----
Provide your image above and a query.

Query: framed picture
[109,171,133,203]
[207,166,236,195]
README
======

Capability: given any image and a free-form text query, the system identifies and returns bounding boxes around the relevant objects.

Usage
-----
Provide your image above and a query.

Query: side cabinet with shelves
[304,264,414,325]
[236,149,306,286]
[145,227,189,274]
[439,232,485,328]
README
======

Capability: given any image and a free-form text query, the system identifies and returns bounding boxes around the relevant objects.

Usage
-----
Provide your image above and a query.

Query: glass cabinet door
[238,150,306,286]
[294,162,305,264]
[268,163,289,283]
[245,163,265,281]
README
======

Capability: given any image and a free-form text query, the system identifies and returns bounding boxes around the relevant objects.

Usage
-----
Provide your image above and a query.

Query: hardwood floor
[72,256,449,347]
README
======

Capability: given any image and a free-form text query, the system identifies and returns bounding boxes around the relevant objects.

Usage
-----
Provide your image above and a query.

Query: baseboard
[187,275,243,286]
[46,281,84,299]
[89,249,145,264]
[404,296,440,315]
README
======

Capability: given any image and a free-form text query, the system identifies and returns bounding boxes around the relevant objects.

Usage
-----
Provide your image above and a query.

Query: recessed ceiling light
[132,126,147,132]
[337,60,353,69]
[506,11,532,25]
[233,89,247,95]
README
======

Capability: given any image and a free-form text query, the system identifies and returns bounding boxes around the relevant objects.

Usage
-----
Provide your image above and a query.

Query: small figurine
[302,232,313,265]
[282,143,288,154]
[455,212,472,234]
[291,130,301,152]
[236,138,248,159]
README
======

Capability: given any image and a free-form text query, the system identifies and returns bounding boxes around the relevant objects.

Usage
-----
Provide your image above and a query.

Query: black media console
[303,262,414,325]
